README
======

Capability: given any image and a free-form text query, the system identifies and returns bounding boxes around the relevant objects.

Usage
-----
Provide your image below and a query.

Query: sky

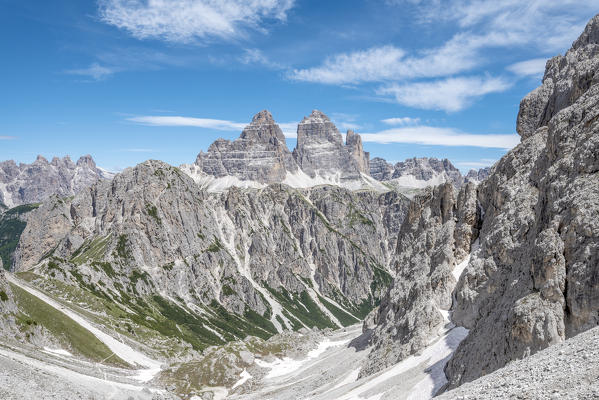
[0,1,598,173]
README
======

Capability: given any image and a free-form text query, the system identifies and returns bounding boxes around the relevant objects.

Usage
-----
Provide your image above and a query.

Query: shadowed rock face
[362,13,599,391]
[195,110,298,184]
[293,110,369,180]
[0,155,111,208]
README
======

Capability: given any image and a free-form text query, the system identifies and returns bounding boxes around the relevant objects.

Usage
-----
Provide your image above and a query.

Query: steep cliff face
[293,110,368,180]
[14,160,409,345]
[194,110,298,184]
[363,13,599,391]
[360,182,480,376]
[0,155,112,208]
[445,15,599,388]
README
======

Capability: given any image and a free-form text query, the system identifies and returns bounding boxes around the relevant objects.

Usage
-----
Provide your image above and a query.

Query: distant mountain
[370,156,486,190]
[0,155,113,208]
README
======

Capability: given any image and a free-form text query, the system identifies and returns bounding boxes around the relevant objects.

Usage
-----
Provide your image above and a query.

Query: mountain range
[0,13,597,400]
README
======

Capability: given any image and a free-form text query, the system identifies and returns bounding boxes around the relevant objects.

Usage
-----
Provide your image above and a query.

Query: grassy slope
[10,283,130,368]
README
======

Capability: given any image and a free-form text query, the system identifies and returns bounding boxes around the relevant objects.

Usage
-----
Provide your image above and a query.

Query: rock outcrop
[360,182,480,376]
[445,15,599,388]
[0,155,112,208]
[363,13,599,392]
[292,110,369,180]
[194,110,298,184]
[464,167,490,184]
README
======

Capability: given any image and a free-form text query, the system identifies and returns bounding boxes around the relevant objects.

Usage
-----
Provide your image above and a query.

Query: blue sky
[1,1,598,172]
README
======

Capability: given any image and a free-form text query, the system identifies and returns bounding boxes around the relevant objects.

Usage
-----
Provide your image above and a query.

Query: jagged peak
[573,13,599,49]
[35,155,48,164]
[301,109,331,124]
[76,154,96,169]
[250,109,275,124]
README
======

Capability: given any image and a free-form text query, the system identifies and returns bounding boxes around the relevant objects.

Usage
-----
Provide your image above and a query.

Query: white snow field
[229,322,469,400]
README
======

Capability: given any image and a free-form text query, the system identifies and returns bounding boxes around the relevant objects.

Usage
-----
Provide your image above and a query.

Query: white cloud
[98,0,295,43]
[128,116,246,131]
[66,63,115,81]
[507,58,547,77]
[455,160,496,168]
[381,117,420,126]
[0,136,16,140]
[128,115,300,138]
[361,126,519,149]
[239,48,283,69]
[378,76,511,112]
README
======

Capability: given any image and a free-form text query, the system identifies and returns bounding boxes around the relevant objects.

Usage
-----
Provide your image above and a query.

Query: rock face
[0,155,112,208]
[360,182,480,376]
[464,167,491,184]
[369,157,464,188]
[195,110,298,184]
[445,15,599,388]
[292,110,369,180]
[14,160,409,343]
[363,13,599,391]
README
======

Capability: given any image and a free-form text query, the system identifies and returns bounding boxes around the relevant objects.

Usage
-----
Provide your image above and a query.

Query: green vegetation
[317,294,360,326]
[70,235,111,265]
[115,234,132,259]
[221,285,235,296]
[370,264,393,299]
[10,283,129,367]
[204,236,224,253]
[0,290,8,301]
[263,283,336,329]
[146,204,161,224]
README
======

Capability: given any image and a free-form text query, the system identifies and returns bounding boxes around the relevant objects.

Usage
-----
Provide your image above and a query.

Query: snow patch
[232,369,252,389]
[43,347,72,357]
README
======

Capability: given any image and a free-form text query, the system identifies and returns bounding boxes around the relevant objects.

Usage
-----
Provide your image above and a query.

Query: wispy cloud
[128,116,246,131]
[507,58,547,77]
[0,136,16,140]
[98,0,295,43]
[455,159,497,168]
[66,62,115,81]
[381,117,420,126]
[128,115,300,138]
[239,48,284,69]
[361,126,519,149]
[378,76,511,112]
[290,1,598,111]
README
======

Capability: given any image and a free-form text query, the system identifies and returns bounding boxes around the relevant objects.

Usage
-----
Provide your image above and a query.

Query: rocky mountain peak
[345,129,370,174]
[193,110,298,184]
[76,154,96,169]
[250,109,275,124]
[293,110,366,179]
[572,14,599,49]
[239,110,287,144]
[517,13,599,139]
[0,154,109,208]
[34,155,48,164]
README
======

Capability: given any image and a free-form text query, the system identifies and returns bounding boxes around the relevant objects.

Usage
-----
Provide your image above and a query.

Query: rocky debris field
[440,326,599,400]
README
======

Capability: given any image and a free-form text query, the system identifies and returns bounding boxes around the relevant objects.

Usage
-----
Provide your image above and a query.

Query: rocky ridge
[12,159,410,350]
[0,155,113,208]
[362,13,599,392]
[369,156,478,189]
